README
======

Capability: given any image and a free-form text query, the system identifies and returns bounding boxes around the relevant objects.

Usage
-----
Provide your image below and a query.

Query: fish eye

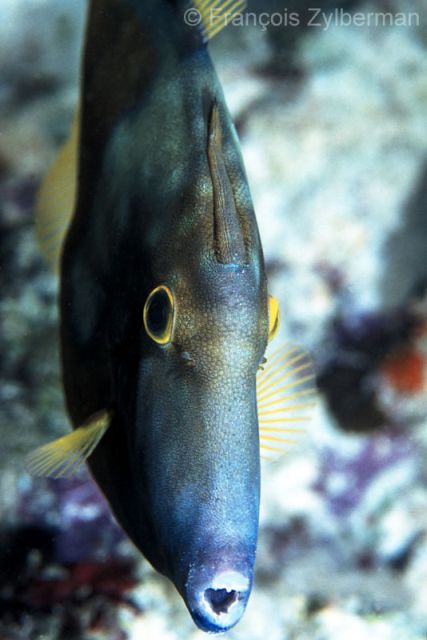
[143,285,175,345]
[268,295,280,342]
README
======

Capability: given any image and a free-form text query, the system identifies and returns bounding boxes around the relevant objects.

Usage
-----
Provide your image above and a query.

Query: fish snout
[185,563,252,632]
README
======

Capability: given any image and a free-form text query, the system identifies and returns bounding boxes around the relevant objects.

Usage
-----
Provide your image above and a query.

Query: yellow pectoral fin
[257,343,317,462]
[26,410,111,478]
[35,111,79,272]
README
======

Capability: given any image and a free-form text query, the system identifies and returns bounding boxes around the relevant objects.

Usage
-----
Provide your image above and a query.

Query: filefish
[28,0,316,632]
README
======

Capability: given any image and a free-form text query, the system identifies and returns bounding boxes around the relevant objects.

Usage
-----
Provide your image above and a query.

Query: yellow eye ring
[143,285,175,345]
[268,294,280,342]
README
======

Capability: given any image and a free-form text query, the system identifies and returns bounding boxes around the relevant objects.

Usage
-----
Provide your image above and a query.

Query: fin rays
[26,410,111,478]
[193,0,246,42]
[257,343,316,462]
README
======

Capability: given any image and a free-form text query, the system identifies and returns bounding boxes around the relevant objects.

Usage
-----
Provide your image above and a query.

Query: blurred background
[1,0,427,638]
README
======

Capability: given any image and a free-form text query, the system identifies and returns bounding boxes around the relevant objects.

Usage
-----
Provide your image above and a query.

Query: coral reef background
[1,0,427,638]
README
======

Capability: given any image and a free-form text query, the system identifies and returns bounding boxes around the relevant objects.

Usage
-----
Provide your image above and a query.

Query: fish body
[30,0,316,632]
[61,0,267,632]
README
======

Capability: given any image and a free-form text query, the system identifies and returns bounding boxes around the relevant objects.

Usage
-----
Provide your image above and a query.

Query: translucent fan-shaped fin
[257,343,317,462]
[26,410,111,478]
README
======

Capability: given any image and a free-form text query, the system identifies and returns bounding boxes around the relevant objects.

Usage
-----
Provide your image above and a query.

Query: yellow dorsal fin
[257,343,317,462]
[192,0,246,42]
[35,111,79,272]
[26,410,111,478]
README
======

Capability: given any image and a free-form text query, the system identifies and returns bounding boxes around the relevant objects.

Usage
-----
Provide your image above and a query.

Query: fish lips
[182,545,255,632]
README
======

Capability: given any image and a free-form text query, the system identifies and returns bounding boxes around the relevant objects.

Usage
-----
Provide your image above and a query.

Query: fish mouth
[185,567,252,632]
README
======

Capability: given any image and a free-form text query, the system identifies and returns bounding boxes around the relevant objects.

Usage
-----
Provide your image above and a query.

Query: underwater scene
[1,0,427,638]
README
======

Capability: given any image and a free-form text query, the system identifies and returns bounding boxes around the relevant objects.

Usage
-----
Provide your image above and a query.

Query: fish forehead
[171,261,266,338]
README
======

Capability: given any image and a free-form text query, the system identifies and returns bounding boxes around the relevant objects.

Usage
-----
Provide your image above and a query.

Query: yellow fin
[257,343,317,462]
[35,111,79,272]
[192,0,246,42]
[26,410,111,478]
[267,295,280,342]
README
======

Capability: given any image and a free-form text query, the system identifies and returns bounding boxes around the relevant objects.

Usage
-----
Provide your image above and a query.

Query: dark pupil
[147,290,170,336]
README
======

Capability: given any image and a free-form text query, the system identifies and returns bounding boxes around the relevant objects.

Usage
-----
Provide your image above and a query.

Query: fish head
[130,252,268,632]
[122,105,269,631]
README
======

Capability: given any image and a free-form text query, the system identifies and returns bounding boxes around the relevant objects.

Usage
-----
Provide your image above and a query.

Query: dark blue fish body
[58,0,269,631]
